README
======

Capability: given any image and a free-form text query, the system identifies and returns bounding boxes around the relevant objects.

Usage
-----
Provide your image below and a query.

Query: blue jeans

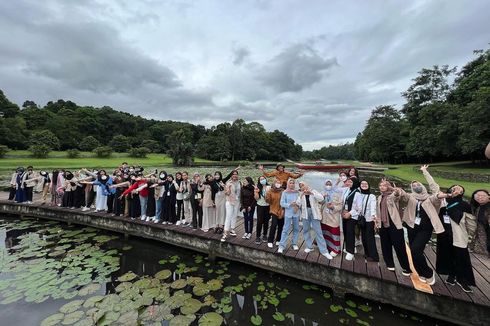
[279,214,299,249]
[244,208,255,233]
[303,208,328,254]
[139,195,148,217]
[155,197,165,221]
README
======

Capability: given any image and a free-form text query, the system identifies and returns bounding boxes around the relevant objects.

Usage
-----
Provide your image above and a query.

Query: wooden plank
[472,253,490,273]
[393,247,413,289]
[353,255,367,276]
[469,255,490,302]
[375,237,398,283]
[424,247,464,300]
[366,261,382,279]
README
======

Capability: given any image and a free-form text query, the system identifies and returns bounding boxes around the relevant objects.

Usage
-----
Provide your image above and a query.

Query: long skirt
[215,191,226,226]
[321,223,341,254]
[202,206,216,231]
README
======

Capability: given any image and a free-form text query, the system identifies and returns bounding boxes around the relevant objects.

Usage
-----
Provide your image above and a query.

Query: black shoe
[262,235,268,241]
[402,270,411,277]
[255,238,261,244]
[457,282,473,293]
[445,276,456,286]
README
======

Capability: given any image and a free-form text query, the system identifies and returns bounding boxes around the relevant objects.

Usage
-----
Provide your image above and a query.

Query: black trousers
[163,197,176,223]
[380,222,411,271]
[361,221,379,261]
[256,205,270,238]
[343,218,357,255]
[107,194,115,213]
[268,214,284,243]
[408,220,433,278]
[113,189,125,216]
[25,186,33,202]
[191,199,203,228]
[74,186,84,208]
[8,187,16,200]
[176,199,184,220]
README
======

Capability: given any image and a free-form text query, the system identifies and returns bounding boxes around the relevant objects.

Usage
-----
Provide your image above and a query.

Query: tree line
[354,49,490,164]
[0,92,302,164]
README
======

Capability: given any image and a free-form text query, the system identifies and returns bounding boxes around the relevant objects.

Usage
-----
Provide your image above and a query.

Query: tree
[195,134,231,161]
[110,135,131,152]
[140,139,161,153]
[167,130,194,166]
[29,129,60,150]
[22,100,38,109]
[0,145,9,158]
[93,146,113,158]
[80,136,101,151]
[66,149,80,158]
[129,147,151,158]
[29,144,51,158]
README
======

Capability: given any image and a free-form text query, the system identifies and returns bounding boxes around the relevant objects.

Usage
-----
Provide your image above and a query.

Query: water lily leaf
[193,283,210,297]
[222,305,232,313]
[122,246,132,251]
[273,312,285,321]
[134,278,152,289]
[170,314,196,326]
[117,311,138,325]
[83,295,104,308]
[206,279,223,291]
[78,283,101,296]
[115,282,133,293]
[345,308,358,318]
[356,320,370,326]
[170,279,187,289]
[158,259,168,265]
[358,304,372,312]
[61,311,84,325]
[117,271,138,282]
[60,299,85,314]
[0,292,23,304]
[199,312,224,326]
[140,304,173,322]
[346,300,357,308]
[330,304,343,313]
[188,276,204,286]
[250,314,263,325]
[98,311,120,326]
[268,296,280,307]
[305,298,314,305]
[323,292,331,299]
[155,269,172,280]
[180,298,203,315]
[73,319,93,326]
[41,313,64,326]
[302,284,311,290]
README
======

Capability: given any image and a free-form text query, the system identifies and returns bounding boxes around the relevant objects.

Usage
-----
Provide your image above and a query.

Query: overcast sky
[0,0,489,150]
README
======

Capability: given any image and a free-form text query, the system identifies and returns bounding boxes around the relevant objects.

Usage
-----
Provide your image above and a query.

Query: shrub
[29,130,60,150]
[129,147,151,158]
[93,146,113,158]
[79,136,100,151]
[140,139,161,153]
[0,145,9,158]
[66,149,80,158]
[29,144,51,158]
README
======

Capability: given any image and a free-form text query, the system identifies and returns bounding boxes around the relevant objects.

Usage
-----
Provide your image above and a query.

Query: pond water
[0,216,452,326]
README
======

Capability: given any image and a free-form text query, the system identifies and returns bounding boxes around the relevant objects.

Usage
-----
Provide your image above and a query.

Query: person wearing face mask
[50,170,65,207]
[150,170,168,223]
[335,171,349,189]
[118,172,148,219]
[202,174,218,232]
[297,181,333,259]
[14,167,27,203]
[190,172,204,229]
[22,166,37,204]
[394,165,444,285]
[352,180,379,262]
[175,172,185,225]
[469,189,489,256]
[38,171,51,205]
[258,163,303,189]
[254,176,271,244]
[221,170,241,242]
[240,177,257,240]
[341,177,360,261]
[278,178,301,254]
[212,168,239,233]
[376,180,411,275]
[179,171,193,227]
[162,174,178,224]
[436,185,475,293]
[265,178,285,248]
[320,179,343,257]
[110,169,126,216]
[81,171,114,212]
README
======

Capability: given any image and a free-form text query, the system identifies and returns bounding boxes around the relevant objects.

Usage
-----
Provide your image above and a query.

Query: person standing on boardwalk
[320,179,343,257]
[201,173,218,232]
[469,189,489,256]
[240,177,256,240]
[190,172,204,229]
[265,178,285,248]
[341,177,360,261]
[81,171,114,212]
[278,178,301,254]
[221,170,241,242]
[352,180,379,262]
[258,163,303,189]
[394,165,444,285]
[22,166,37,204]
[297,181,333,259]
[255,176,271,244]
[376,180,411,275]
[436,185,475,293]
[213,168,238,234]
[179,171,193,227]
[14,167,26,203]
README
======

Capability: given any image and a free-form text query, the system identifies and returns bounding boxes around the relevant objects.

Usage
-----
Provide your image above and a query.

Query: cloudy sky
[1,0,489,150]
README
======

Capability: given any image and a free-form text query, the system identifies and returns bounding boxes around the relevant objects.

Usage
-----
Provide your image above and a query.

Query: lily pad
[250,314,263,325]
[78,283,101,296]
[273,312,285,321]
[61,311,84,325]
[305,298,315,304]
[359,304,372,312]
[206,279,223,291]
[193,283,210,297]
[83,295,104,308]
[198,312,224,326]
[171,279,187,289]
[117,311,138,325]
[41,313,64,326]
[170,314,196,326]
[155,269,172,280]
[60,299,84,314]
[346,300,357,308]
[345,308,358,318]
[330,304,343,313]
[117,271,138,282]
[181,298,203,315]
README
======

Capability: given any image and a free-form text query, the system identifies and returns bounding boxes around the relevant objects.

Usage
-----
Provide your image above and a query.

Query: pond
[0,216,452,326]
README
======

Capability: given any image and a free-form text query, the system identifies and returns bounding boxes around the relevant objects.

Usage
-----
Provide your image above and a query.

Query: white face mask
[340,176,347,182]
[325,185,332,191]
[275,183,282,189]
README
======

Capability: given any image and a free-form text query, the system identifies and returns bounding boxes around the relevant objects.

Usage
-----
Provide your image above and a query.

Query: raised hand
[420,164,429,171]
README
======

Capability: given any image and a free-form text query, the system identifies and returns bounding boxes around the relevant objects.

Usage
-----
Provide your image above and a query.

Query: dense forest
[0,93,302,162]
[354,49,490,164]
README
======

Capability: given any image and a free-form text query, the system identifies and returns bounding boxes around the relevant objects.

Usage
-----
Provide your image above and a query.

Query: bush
[66,149,80,158]
[140,139,161,153]
[93,146,113,158]
[29,144,51,158]
[0,145,9,158]
[29,130,60,150]
[79,136,100,151]
[110,135,130,152]
[129,147,151,158]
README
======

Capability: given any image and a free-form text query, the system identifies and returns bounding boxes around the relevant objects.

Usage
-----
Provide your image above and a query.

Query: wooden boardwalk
[1,192,489,325]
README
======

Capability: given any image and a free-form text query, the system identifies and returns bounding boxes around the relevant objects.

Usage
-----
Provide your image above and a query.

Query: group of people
[8,163,490,293]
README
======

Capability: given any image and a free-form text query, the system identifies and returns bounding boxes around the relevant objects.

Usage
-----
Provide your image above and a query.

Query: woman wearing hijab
[39,171,51,205]
[255,176,271,244]
[191,172,204,229]
[221,170,241,242]
[212,171,228,233]
[179,171,193,227]
[469,189,489,256]
[341,177,360,261]
[278,178,301,254]
[175,172,185,225]
[394,165,444,285]
[436,185,475,293]
[266,178,285,248]
[352,180,379,262]
[162,174,178,224]
[81,171,114,212]
[377,180,411,275]
[240,177,257,239]
[202,173,218,232]
[320,179,343,257]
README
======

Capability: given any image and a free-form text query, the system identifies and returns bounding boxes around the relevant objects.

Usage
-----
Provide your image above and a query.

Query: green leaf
[117,271,138,282]
[330,304,343,313]
[198,312,224,325]
[250,314,263,325]
[323,292,332,299]
[356,319,371,326]
[346,300,357,308]
[41,313,64,326]
[358,304,372,312]
[272,312,285,321]
[345,308,358,318]
[305,298,314,305]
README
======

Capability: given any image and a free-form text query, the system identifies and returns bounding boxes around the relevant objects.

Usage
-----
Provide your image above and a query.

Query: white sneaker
[387,267,395,272]
[246,233,251,239]
[162,221,168,225]
[153,219,160,224]
[275,241,280,246]
[427,274,436,285]
[145,216,150,222]
[330,251,338,258]
[292,245,299,251]
[242,233,248,239]
[322,252,333,260]
[419,276,427,283]
[345,253,354,261]
[343,248,357,254]
[355,239,362,247]
[176,220,181,226]
[230,230,237,237]
[140,215,146,221]
[267,243,273,248]
[278,247,284,254]
[304,248,314,253]
[82,207,89,212]
[220,235,227,242]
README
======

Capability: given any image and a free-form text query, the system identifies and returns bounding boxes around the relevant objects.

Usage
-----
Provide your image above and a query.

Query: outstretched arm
[420,165,440,194]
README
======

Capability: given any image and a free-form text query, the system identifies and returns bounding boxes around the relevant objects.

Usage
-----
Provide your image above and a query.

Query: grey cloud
[232,46,251,66]
[256,43,337,93]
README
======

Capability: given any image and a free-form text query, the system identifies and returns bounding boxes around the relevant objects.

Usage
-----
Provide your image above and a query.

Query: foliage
[110,135,131,152]
[0,145,9,158]
[29,129,60,150]
[66,149,81,158]
[128,147,151,158]
[167,130,194,166]
[140,139,161,153]
[304,143,355,160]
[28,144,51,158]
[79,136,100,151]
[93,146,113,158]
